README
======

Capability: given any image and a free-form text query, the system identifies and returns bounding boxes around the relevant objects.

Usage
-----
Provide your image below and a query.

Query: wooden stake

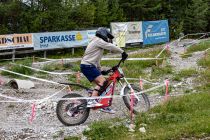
[76,71,81,84]
[32,56,35,63]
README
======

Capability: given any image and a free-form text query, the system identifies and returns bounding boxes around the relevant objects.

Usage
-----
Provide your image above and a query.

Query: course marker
[164,79,170,101]
[29,103,36,124]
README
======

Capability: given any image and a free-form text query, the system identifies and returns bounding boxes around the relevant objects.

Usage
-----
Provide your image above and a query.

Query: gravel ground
[170,39,204,71]
[0,39,208,139]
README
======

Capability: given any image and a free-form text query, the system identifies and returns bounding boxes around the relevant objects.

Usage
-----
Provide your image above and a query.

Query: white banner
[0,33,33,50]
[111,22,143,47]
[87,30,97,43]
[33,31,88,50]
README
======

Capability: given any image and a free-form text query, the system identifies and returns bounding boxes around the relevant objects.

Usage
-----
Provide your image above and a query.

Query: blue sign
[143,20,169,45]
[33,31,88,50]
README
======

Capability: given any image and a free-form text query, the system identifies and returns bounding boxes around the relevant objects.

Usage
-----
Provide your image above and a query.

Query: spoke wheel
[56,93,90,126]
[123,85,150,114]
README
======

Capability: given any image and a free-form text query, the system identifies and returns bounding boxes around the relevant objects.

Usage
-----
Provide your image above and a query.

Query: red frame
[93,70,122,109]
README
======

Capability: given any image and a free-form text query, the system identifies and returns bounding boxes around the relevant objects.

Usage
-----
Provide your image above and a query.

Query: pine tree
[184,0,208,33]
[94,0,109,26]
[108,0,125,23]
[69,0,96,29]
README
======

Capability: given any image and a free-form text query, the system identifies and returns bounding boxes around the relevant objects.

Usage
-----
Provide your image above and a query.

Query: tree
[107,0,125,23]
[69,0,96,29]
[184,0,208,33]
[94,0,109,26]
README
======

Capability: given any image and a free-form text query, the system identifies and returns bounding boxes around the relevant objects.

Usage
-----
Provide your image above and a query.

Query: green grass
[42,63,66,71]
[196,51,210,92]
[134,93,210,139]
[185,41,210,54]
[180,53,192,58]
[150,65,172,79]
[68,75,93,89]
[83,119,129,140]
[173,69,198,81]
[64,136,80,140]
[45,44,158,59]
[42,61,79,72]
[101,48,170,78]
[64,118,129,140]
[1,59,34,78]
[77,93,210,140]
[198,51,210,68]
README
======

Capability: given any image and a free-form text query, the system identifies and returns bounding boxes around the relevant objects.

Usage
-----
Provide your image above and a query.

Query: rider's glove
[101,70,109,75]
[121,51,128,61]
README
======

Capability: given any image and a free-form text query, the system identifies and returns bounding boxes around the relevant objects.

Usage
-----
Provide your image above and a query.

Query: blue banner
[143,20,169,45]
[33,31,88,50]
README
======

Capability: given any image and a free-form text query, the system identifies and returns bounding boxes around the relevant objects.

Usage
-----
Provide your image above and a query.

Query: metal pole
[12,49,16,62]
[44,51,47,58]
[72,48,74,55]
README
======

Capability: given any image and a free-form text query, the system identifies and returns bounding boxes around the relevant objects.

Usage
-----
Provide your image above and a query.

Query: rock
[139,127,146,133]
[85,127,91,131]
[81,134,88,140]
[128,124,135,132]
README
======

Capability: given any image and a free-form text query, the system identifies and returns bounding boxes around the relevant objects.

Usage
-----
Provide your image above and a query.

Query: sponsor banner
[33,31,88,50]
[87,30,97,43]
[143,20,169,45]
[0,34,33,50]
[111,22,143,47]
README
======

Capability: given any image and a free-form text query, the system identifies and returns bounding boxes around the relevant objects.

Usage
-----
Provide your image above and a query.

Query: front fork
[119,77,140,101]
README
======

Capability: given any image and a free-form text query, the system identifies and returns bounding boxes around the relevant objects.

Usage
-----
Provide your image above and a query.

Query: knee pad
[95,80,109,96]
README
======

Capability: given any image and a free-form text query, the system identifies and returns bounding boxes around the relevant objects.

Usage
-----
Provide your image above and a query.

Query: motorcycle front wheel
[123,85,150,114]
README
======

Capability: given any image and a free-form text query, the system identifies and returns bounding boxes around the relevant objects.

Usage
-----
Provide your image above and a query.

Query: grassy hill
[66,93,209,140]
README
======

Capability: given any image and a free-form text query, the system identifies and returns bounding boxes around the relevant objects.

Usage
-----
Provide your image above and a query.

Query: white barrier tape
[156,39,184,58]
[102,57,163,60]
[11,63,76,75]
[180,47,210,56]
[33,57,163,64]
[125,78,160,85]
[156,45,167,58]
[205,48,210,52]
[0,86,67,103]
[179,32,210,40]
[0,93,23,101]
[185,34,207,48]
[34,57,52,61]
[0,67,62,85]
[32,58,82,65]
[0,57,30,61]
[37,86,67,104]
[0,83,165,103]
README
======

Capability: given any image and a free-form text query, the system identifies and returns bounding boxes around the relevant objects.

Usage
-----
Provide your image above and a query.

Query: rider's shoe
[100,107,116,114]
[87,99,103,107]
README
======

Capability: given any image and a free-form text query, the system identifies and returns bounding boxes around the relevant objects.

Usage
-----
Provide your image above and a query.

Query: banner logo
[143,20,169,45]
[145,25,153,39]
[0,34,32,46]
[76,32,83,41]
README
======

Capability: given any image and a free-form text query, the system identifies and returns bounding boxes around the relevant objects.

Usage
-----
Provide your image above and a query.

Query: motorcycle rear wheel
[56,93,90,126]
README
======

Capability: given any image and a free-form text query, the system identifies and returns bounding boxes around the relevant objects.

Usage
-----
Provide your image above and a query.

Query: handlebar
[102,58,124,75]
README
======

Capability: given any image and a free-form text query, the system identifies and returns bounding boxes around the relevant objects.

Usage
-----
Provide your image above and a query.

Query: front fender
[120,84,127,96]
